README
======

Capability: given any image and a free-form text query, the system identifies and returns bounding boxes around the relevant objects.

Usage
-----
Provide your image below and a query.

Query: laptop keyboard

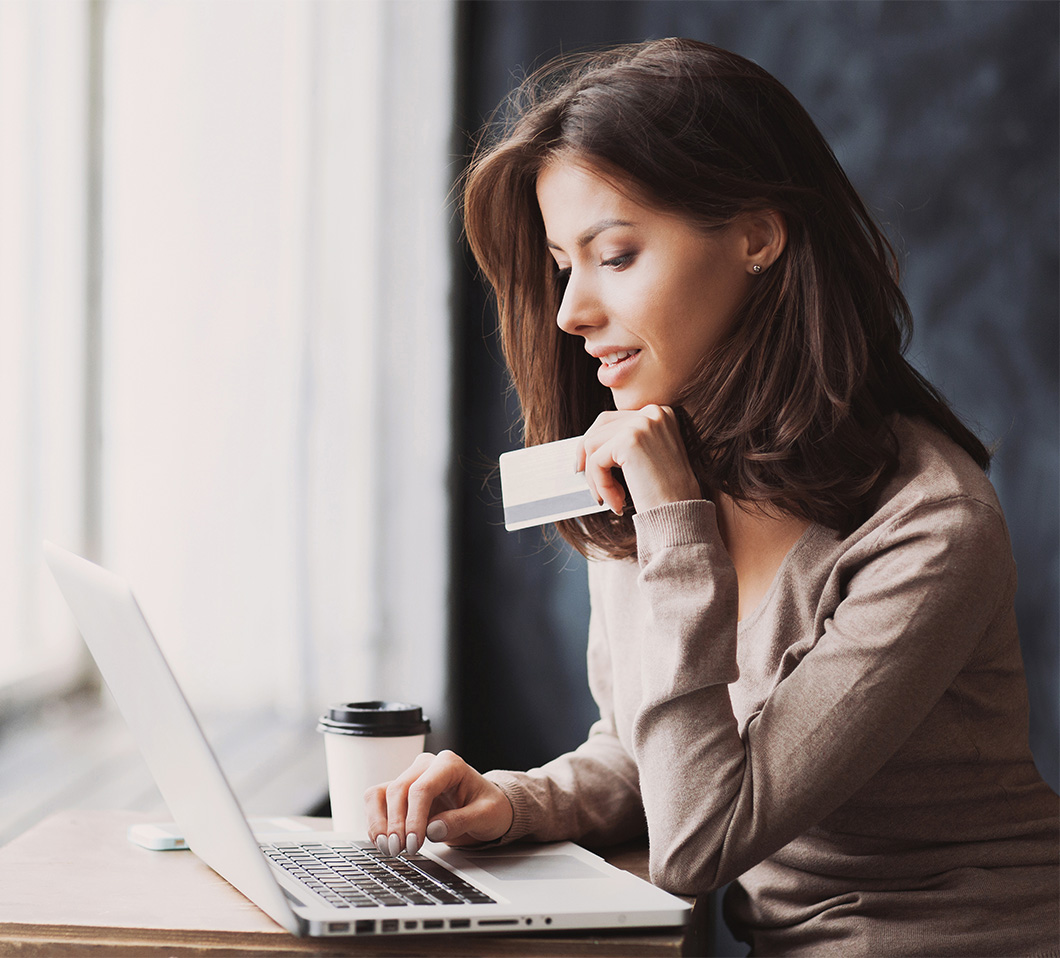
[261,840,497,910]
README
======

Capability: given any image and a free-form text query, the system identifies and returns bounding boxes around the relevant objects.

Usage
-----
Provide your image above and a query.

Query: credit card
[499,436,611,531]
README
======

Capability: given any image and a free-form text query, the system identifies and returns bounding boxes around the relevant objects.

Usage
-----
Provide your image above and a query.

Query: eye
[554,265,571,286]
[601,252,634,270]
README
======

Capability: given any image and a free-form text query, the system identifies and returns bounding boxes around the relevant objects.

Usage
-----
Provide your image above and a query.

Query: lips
[592,347,642,389]
[599,349,640,367]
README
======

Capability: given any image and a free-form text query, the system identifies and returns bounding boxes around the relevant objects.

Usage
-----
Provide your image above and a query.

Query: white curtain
[0,0,89,698]
[5,0,455,731]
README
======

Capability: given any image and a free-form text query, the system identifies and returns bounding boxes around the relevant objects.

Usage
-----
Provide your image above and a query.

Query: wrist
[633,481,703,513]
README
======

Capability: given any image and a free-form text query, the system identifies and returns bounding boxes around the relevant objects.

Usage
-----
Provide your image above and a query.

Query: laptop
[42,542,691,939]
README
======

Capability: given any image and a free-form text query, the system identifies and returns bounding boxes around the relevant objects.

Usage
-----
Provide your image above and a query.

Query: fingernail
[375,835,388,855]
[405,832,420,855]
[425,820,448,843]
[387,833,402,857]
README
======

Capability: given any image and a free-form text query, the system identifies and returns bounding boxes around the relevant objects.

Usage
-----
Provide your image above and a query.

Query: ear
[741,210,787,275]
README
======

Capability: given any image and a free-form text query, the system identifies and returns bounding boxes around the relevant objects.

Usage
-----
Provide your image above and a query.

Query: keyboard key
[259,842,496,908]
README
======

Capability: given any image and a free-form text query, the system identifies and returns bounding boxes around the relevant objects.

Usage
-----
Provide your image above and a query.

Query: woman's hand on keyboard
[364,750,514,857]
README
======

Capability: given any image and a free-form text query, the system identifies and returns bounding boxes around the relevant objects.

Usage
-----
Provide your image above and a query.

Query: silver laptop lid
[43,542,301,935]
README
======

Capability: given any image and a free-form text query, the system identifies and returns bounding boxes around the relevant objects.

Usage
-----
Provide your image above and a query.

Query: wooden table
[0,810,707,956]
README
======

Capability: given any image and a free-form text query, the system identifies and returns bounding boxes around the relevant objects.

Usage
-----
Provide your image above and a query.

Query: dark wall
[451,0,1059,802]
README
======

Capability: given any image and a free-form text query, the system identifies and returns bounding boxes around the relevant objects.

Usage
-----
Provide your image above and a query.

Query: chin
[611,391,672,411]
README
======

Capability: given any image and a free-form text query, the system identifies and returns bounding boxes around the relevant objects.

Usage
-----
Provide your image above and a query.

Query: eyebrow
[545,218,636,251]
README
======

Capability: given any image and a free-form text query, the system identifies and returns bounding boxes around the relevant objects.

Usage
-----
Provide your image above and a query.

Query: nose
[555,270,604,337]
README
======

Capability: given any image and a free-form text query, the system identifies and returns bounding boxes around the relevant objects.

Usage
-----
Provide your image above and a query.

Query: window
[0,0,90,703]
[1,0,455,799]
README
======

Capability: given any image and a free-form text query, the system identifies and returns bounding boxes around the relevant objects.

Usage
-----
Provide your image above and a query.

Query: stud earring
[751,264,763,274]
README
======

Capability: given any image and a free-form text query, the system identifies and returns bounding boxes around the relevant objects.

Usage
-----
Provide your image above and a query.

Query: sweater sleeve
[631,495,1015,895]
[482,574,647,849]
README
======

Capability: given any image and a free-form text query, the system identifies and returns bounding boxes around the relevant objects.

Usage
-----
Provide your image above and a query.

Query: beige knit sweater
[485,417,1059,956]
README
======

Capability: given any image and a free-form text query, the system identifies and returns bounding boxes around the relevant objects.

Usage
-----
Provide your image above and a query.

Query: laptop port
[477,919,519,927]
[327,922,349,933]
[449,919,470,929]
[381,920,399,933]
[355,920,376,934]
[423,919,444,930]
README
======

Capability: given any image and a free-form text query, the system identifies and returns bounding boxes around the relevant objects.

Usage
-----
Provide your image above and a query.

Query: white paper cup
[317,701,430,836]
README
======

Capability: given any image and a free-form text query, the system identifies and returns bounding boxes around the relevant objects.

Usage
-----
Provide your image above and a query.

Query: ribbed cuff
[633,499,721,560]
[481,770,533,844]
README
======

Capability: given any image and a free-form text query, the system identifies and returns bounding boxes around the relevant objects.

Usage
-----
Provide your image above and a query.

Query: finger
[403,750,473,853]
[574,437,601,506]
[382,781,412,855]
[581,413,633,512]
[425,819,449,843]
[573,436,587,476]
[368,751,436,853]
[582,465,604,509]
[364,782,390,843]
[585,447,627,515]
[426,787,514,847]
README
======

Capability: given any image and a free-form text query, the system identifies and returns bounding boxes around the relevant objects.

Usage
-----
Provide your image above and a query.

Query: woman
[366,39,1059,954]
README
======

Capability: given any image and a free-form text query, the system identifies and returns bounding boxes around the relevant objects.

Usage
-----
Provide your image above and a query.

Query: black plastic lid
[317,701,430,737]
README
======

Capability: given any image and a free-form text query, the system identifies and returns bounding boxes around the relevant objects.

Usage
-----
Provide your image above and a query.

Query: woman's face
[537,160,756,410]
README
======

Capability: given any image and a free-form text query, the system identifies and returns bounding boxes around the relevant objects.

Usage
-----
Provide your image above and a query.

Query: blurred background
[2,4,1056,951]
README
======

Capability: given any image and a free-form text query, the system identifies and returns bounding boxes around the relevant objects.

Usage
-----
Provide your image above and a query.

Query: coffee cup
[317,701,431,835]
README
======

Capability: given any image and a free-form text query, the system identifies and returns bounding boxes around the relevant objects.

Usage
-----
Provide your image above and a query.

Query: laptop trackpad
[466,854,601,881]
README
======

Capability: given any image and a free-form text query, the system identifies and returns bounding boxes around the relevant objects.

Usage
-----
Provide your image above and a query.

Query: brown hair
[463,38,990,558]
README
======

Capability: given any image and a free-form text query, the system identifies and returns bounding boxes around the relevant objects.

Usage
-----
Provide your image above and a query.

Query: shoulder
[876,415,1004,522]
[830,416,1015,601]
[788,416,1016,617]
[770,419,1021,674]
